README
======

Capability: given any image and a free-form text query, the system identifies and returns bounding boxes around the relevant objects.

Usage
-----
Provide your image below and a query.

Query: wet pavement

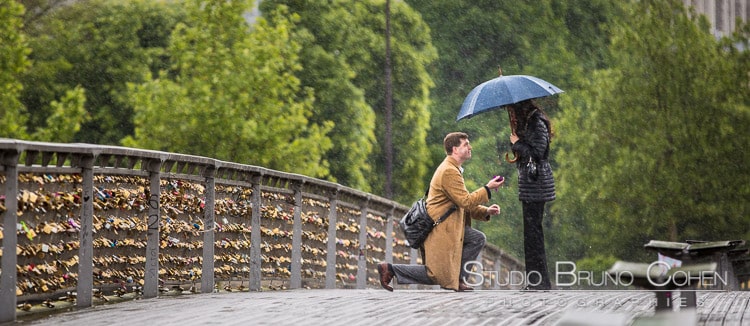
[9,289,750,326]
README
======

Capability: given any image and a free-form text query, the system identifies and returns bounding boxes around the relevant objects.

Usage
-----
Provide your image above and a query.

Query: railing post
[494,257,502,289]
[76,154,95,308]
[0,150,19,322]
[144,159,162,298]
[475,251,484,289]
[385,207,394,264]
[409,248,419,290]
[356,197,370,289]
[249,174,262,291]
[325,188,339,289]
[201,166,216,293]
[290,181,303,289]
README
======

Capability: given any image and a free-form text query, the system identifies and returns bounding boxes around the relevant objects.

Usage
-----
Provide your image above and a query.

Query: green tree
[21,0,183,144]
[262,0,437,202]
[0,0,86,142]
[553,0,750,263]
[260,0,376,191]
[18,0,69,26]
[30,86,86,142]
[0,0,30,138]
[125,1,333,178]
[555,0,624,71]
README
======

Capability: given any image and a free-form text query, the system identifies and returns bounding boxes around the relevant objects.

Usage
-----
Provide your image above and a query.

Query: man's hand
[487,204,501,216]
[486,175,505,190]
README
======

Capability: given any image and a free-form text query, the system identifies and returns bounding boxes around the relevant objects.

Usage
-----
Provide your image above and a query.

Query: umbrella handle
[504,152,518,163]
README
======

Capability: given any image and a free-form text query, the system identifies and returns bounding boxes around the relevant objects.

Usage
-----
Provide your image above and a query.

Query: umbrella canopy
[456,75,564,121]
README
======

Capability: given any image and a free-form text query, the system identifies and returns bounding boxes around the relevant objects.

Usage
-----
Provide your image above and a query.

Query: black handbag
[526,157,538,181]
[399,190,456,249]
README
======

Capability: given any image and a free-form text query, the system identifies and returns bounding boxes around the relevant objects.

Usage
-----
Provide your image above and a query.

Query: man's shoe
[377,262,394,292]
[457,281,474,292]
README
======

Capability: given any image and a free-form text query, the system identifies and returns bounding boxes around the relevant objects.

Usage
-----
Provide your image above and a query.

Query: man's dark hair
[444,132,469,155]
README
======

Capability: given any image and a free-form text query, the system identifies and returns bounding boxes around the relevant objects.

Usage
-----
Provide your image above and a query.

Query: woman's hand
[510,132,519,144]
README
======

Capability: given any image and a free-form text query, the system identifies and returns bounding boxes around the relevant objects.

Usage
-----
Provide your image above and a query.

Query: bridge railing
[0,139,520,322]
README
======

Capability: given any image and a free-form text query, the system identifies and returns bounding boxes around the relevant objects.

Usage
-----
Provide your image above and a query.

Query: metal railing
[0,139,521,322]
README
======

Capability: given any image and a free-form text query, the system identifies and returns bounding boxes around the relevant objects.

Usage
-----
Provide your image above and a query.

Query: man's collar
[446,156,464,174]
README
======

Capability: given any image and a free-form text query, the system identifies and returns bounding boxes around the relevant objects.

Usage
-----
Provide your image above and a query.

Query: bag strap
[424,188,457,226]
[434,205,457,226]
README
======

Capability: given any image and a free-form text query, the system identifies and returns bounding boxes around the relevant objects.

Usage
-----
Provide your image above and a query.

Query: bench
[644,239,746,311]
[607,261,717,311]
[729,247,750,289]
[644,239,745,291]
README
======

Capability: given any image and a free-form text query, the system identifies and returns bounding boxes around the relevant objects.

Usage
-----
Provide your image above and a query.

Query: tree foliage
[553,0,750,262]
[0,0,87,142]
[259,0,376,191]
[0,0,31,138]
[21,0,183,144]
[29,86,86,142]
[262,0,437,202]
[555,0,623,71]
[124,1,333,178]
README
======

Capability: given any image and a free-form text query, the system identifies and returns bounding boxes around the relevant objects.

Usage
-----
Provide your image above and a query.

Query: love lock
[17,302,32,311]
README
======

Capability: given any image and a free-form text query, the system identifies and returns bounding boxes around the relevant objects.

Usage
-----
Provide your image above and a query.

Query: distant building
[684,0,749,37]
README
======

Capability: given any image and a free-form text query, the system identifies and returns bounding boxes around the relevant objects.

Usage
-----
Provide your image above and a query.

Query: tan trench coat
[424,156,491,290]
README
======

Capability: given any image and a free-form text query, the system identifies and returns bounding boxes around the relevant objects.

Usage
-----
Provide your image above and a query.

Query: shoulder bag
[399,190,457,249]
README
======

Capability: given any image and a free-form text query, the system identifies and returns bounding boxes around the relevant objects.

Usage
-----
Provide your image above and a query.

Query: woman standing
[507,99,555,290]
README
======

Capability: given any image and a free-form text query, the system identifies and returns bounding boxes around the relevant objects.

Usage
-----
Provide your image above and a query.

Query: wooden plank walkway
[12,289,750,326]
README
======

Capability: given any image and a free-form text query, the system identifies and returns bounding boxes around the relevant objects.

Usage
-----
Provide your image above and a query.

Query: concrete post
[356,198,370,289]
[290,182,303,289]
[0,151,19,322]
[325,189,339,289]
[144,159,162,298]
[249,174,262,291]
[76,154,95,307]
[201,167,216,293]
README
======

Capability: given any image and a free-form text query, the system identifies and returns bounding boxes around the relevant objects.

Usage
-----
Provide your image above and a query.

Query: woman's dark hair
[504,100,554,163]
[509,100,553,139]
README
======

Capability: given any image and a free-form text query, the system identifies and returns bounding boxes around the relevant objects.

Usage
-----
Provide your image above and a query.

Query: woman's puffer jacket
[511,111,556,203]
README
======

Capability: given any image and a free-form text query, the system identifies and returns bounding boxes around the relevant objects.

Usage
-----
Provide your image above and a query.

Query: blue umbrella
[456,75,564,121]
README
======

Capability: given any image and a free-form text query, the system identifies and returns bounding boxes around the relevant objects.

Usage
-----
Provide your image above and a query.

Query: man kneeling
[378,132,504,292]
